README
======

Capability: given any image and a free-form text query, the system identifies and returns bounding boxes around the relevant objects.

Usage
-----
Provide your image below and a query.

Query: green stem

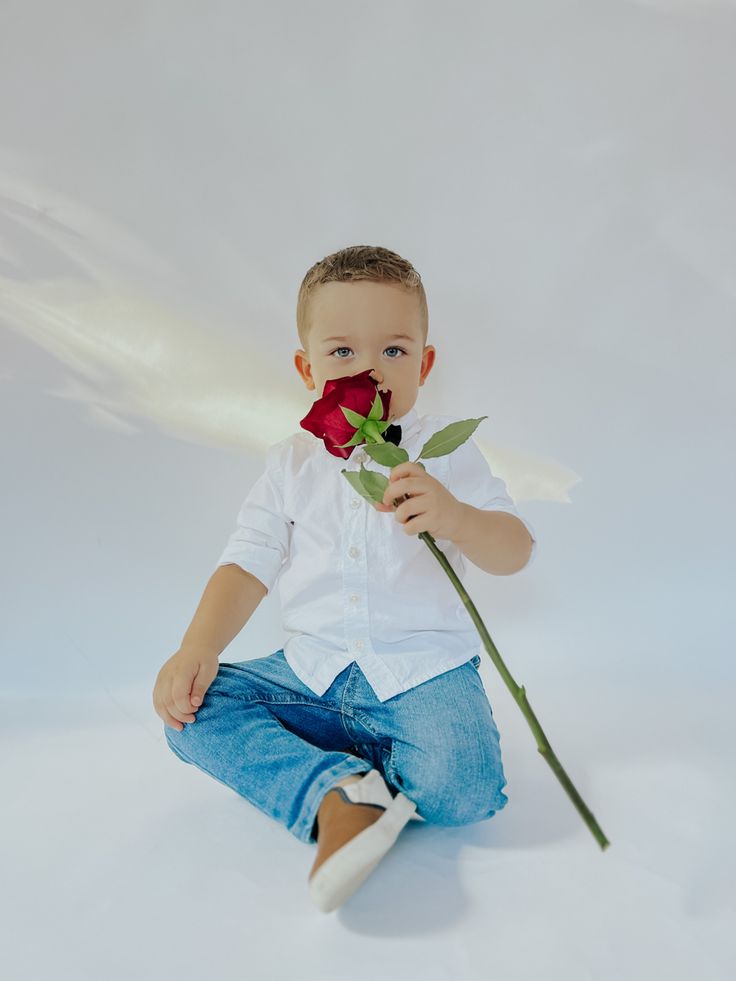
[371,430,610,851]
[416,525,610,850]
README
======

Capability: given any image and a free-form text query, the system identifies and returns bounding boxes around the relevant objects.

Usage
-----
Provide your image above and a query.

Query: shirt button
[350,498,361,509]
[349,594,360,603]
[348,546,360,558]
[354,639,364,650]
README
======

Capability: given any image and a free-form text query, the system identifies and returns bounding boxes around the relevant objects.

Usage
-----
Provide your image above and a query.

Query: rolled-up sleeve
[215,443,292,592]
[448,435,538,570]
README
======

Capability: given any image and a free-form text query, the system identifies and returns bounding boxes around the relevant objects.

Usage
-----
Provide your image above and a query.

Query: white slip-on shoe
[308,768,417,913]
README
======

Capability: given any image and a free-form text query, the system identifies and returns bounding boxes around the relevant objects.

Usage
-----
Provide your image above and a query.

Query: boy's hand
[372,462,465,540]
[153,649,220,732]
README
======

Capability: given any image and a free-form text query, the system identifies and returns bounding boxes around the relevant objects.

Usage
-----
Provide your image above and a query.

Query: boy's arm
[442,430,537,576]
[179,563,268,658]
[451,505,535,576]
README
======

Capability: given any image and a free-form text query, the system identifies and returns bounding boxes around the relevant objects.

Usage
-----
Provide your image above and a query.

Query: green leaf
[363,443,409,467]
[363,419,383,442]
[367,391,384,421]
[418,417,488,459]
[335,429,366,449]
[340,405,367,428]
[359,466,389,502]
[374,419,391,432]
[341,469,376,501]
[340,467,389,503]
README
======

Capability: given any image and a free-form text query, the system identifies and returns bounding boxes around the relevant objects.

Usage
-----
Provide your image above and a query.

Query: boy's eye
[330,346,406,358]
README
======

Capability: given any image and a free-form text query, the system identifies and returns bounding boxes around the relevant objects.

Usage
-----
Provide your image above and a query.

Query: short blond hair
[296,244,429,352]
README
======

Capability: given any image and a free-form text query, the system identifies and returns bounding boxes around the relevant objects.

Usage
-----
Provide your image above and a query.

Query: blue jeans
[164,649,508,844]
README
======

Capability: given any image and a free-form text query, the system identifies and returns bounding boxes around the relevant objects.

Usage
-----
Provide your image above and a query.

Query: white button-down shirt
[216,405,537,702]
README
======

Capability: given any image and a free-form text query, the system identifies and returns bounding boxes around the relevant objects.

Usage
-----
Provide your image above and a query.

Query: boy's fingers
[172,680,196,715]
[157,701,189,730]
[190,663,214,706]
[165,695,196,723]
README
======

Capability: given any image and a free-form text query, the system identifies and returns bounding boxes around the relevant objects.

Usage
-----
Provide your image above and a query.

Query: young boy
[153,245,537,913]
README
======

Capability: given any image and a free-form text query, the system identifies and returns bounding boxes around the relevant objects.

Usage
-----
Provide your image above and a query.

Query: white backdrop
[1,2,733,979]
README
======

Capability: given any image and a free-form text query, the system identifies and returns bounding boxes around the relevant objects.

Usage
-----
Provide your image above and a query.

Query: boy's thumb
[191,662,216,705]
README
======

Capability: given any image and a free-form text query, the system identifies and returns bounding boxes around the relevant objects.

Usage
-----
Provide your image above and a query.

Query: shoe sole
[308,791,417,913]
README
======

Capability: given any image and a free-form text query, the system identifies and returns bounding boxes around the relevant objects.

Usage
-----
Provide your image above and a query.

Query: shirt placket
[342,448,371,663]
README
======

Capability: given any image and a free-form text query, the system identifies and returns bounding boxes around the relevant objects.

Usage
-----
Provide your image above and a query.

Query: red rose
[300,368,392,459]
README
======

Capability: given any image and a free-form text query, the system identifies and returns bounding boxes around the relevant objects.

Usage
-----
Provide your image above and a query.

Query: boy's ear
[419,345,436,385]
[294,350,315,389]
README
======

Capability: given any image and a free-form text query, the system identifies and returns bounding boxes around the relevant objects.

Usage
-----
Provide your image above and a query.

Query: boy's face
[294,281,436,423]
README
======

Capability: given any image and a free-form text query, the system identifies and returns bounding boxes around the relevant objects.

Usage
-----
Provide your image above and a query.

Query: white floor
[2,676,732,981]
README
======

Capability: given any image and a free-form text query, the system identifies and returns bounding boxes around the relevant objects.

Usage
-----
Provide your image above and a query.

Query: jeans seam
[386,740,396,784]
[206,689,372,734]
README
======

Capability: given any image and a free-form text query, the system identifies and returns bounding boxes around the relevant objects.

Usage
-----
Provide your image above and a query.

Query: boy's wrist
[177,643,220,661]
[448,502,473,545]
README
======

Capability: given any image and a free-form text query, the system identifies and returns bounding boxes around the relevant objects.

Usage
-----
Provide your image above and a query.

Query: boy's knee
[418,791,507,827]
[400,764,508,826]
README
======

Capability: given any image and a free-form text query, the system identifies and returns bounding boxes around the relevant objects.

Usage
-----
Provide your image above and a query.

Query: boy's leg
[344,655,509,827]
[163,650,371,844]
[299,658,500,912]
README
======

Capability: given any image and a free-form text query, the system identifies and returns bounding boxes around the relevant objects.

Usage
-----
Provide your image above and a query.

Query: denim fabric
[164,649,508,844]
